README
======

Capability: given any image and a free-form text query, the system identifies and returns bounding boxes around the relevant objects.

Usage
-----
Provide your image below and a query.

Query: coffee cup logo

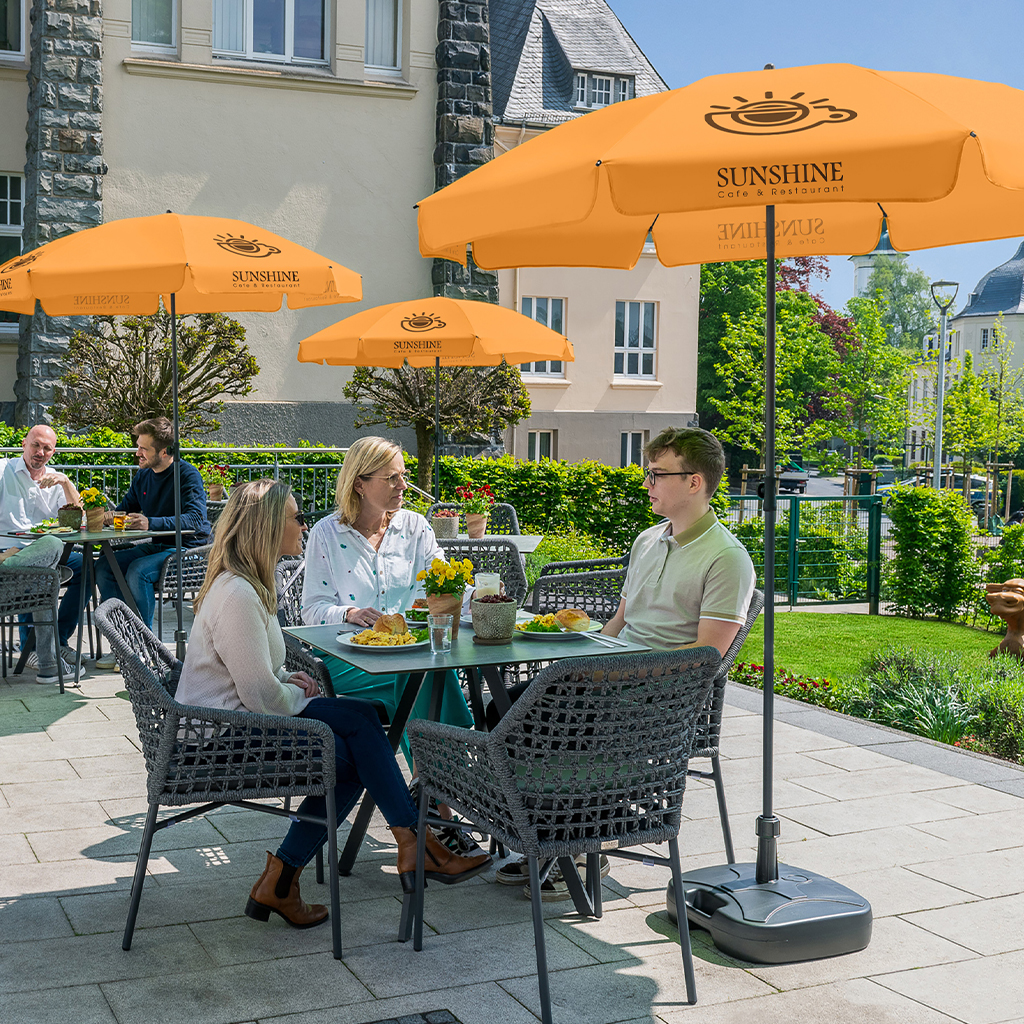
[400,313,447,332]
[706,91,856,135]
[214,233,282,258]
[0,250,43,273]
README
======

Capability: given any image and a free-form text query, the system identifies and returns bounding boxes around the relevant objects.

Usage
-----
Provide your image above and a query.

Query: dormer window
[574,73,635,110]
[590,76,612,107]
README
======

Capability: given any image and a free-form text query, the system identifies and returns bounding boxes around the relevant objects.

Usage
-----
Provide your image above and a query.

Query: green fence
[723,495,884,611]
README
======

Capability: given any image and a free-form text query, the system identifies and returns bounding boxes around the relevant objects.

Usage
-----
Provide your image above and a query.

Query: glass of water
[428,614,453,654]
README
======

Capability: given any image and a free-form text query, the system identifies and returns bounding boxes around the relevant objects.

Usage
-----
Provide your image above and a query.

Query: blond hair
[195,478,290,615]
[334,436,403,526]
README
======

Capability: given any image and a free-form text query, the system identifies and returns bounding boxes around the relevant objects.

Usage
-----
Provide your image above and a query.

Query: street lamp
[931,279,959,489]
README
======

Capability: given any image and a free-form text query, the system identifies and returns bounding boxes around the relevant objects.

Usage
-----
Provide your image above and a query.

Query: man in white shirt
[0,425,85,665]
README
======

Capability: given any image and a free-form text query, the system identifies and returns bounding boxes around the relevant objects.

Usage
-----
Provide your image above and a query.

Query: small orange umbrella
[298,297,574,495]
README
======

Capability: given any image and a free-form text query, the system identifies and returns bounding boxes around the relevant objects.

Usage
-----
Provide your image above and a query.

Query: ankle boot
[391,825,492,894]
[244,852,328,929]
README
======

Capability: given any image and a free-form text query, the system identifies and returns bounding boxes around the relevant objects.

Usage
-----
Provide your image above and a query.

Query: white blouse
[301,509,446,626]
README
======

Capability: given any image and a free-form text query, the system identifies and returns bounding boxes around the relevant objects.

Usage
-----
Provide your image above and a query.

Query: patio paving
[2,633,1023,1024]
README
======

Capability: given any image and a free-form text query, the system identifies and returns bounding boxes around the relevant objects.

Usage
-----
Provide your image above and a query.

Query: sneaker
[522,854,611,902]
[36,658,77,685]
[25,651,39,670]
[496,856,530,886]
[434,823,484,857]
[95,653,119,670]
[60,646,83,668]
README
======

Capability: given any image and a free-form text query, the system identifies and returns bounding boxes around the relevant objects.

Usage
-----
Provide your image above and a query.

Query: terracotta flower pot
[431,514,459,539]
[85,507,105,532]
[426,591,463,638]
[466,513,488,538]
[470,596,517,640]
[208,484,225,501]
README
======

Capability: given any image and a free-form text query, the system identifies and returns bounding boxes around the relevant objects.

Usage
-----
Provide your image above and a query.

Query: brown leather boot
[244,852,328,929]
[391,825,492,894]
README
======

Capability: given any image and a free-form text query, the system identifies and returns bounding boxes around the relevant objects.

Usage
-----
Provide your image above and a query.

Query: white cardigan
[177,573,311,717]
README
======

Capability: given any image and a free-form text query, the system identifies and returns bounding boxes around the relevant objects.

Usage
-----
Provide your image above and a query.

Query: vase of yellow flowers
[79,487,108,532]
[417,556,474,639]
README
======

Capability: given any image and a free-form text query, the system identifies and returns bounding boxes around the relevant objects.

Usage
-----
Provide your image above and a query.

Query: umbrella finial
[763,63,774,70]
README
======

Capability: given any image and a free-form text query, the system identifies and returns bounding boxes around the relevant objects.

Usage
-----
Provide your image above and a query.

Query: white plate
[337,633,430,653]
[513,621,602,640]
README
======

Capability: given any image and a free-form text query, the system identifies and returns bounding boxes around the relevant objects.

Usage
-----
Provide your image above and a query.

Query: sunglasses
[290,511,307,527]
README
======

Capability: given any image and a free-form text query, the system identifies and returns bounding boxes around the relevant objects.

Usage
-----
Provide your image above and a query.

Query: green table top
[282,622,650,675]
[4,527,182,543]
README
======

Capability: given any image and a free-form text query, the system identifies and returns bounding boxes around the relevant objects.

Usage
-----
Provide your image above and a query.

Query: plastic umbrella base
[666,863,872,964]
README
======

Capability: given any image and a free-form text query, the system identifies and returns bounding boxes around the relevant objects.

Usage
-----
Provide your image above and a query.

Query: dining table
[456,533,544,553]
[281,617,650,874]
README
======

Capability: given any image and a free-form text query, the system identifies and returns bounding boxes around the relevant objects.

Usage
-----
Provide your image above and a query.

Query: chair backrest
[485,649,721,856]
[157,545,212,595]
[538,555,628,577]
[275,557,305,628]
[427,502,521,535]
[0,566,60,618]
[438,537,529,605]
[530,566,627,622]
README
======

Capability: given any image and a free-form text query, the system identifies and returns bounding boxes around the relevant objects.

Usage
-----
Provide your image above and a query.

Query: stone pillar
[15,0,104,426]
[432,0,497,303]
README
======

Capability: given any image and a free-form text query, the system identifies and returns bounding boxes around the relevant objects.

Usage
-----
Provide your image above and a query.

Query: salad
[515,614,563,633]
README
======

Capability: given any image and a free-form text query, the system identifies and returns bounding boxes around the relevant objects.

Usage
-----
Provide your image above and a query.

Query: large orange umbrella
[299,296,574,496]
[0,212,361,655]
[416,62,1024,970]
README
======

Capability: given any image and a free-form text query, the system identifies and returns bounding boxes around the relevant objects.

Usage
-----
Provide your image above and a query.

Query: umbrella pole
[170,292,186,662]
[434,356,440,501]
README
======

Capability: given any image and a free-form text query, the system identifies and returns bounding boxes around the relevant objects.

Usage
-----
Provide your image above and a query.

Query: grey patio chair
[437,537,529,606]
[530,564,627,622]
[275,556,305,629]
[93,599,344,958]
[406,648,721,1022]
[0,566,65,693]
[155,544,212,637]
[427,501,521,534]
[537,555,629,576]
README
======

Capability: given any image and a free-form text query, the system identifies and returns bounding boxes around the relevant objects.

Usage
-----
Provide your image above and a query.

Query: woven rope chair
[408,649,721,1021]
[437,537,529,606]
[94,599,344,958]
[427,502,521,535]
[530,565,627,622]
[0,567,64,692]
[537,555,628,576]
[274,556,305,629]
[155,545,212,637]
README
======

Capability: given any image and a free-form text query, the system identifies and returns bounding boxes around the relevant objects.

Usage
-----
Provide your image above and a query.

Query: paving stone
[2,769,147,807]
[0,984,119,1024]
[3,854,138,897]
[862,741,1024,785]
[0,800,117,835]
[0,896,74,942]
[797,745,906,772]
[781,792,974,836]
[903,893,1024,955]
[794,763,960,800]
[66,753,146,779]
[831,865,978,917]
[924,784,1024,813]
[0,831,37,865]
[911,807,1024,854]
[28,817,226,862]
[0,757,77,784]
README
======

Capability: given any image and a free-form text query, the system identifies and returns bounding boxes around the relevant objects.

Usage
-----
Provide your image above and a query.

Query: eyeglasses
[361,472,410,488]
[290,511,307,527]
[644,469,696,487]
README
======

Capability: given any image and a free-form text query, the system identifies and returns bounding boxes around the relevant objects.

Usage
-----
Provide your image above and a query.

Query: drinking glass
[474,572,500,597]
[113,513,127,531]
[428,614,453,654]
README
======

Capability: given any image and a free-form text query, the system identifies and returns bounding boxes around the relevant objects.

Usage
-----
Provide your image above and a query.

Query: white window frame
[519,296,566,377]
[615,78,633,103]
[981,327,989,350]
[575,73,586,106]
[213,0,330,66]
[364,0,402,75]
[574,72,635,110]
[0,172,23,333]
[0,0,26,61]
[527,430,555,462]
[620,431,647,468]
[131,0,177,53]
[589,75,612,107]
[614,300,658,379]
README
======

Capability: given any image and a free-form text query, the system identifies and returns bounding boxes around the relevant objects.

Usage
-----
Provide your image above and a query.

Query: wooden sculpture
[985,578,1024,658]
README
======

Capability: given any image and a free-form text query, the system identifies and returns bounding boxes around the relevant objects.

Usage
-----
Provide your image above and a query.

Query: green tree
[866,254,935,352]
[343,363,531,490]
[52,311,259,436]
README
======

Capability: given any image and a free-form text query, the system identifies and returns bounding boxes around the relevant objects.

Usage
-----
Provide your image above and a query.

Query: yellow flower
[416,570,427,581]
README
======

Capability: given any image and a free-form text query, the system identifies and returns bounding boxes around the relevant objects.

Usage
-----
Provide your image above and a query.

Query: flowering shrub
[199,463,232,489]
[456,483,495,516]
[730,661,841,709]
[417,557,474,596]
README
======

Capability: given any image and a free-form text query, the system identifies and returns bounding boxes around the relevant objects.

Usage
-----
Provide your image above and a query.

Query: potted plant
[456,484,495,538]
[417,556,474,638]
[470,592,517,642]
[79,487,108,532]
[430,507,459,539]
[199,463,232,501]
[57,503,83,530]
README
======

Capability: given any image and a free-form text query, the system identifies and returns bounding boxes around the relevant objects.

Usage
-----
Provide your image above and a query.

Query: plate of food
[26,519,76,535]
[514,609,600,639]
[403,606,430,624]
[337,613,430,652]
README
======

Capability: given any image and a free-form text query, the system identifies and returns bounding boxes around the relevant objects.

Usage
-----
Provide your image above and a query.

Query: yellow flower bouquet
[78,486,108,510]
[417,557,474,596]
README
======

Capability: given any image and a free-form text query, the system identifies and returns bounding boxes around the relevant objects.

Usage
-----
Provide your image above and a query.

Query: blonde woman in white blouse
[302,436,473,767]
[177,479,489,930]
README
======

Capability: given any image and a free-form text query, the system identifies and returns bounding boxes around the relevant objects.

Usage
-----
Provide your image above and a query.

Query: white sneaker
[25,651,39,670]
[60,646,83,668]
[95,653,119,670]
[36,658,77,685]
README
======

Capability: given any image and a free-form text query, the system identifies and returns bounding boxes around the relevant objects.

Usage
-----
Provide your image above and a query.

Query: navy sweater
[117,461,211,548]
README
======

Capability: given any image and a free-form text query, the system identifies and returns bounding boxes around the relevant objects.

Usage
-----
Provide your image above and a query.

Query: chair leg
[123,802,160,950]
[711,754,736,864]
[325,789,342,960]
[528,855,554,1024]
[668,836,698,1005]
[412,785,429,951]
[587,852,603,918]
[315,846,324,885]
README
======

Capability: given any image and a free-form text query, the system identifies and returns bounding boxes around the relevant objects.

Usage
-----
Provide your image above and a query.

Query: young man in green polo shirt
[604,427,755,655]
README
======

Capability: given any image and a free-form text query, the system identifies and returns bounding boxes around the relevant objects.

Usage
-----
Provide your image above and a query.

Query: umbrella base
[666,862,872,964]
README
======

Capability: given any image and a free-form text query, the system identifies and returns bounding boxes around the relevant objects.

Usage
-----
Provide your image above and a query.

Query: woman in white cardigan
[177,479,489,930]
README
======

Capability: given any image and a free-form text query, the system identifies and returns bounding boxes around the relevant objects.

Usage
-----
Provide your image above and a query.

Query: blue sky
[605,0,1024,313]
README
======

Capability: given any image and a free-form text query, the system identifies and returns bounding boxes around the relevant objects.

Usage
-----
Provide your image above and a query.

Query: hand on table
[346,606,381,628]
[287,671,321,698]
[127,513,149,531]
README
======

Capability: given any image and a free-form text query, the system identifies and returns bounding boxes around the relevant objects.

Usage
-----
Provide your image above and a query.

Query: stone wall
[15,0,105,426]
[432,0,497,303]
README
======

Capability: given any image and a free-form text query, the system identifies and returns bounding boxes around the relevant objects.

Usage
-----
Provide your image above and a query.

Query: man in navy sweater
[96,417,210,656]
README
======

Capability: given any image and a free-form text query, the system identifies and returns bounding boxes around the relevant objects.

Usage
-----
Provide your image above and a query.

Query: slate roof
[491,0,668,125]
[953,240,1024,319]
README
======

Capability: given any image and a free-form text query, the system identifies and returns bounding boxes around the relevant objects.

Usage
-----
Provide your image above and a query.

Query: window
[574,73,635,110]
[621,431,647,468]
[365,0,400,71]
[132,0,175,49]
[615,78,633,103]
[213,0,327,64]
[981,328,989,349]
[575,73,586,106]
[520,297,565,376]
[614,300,657,377]
[1,0,24,58]
[527,430,554,462]
[589,76,612,107]
[0,173,23,330]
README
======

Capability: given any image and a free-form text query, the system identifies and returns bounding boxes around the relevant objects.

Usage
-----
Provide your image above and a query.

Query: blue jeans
[95,543,174,628]
[276,696,418,869]
[6,536,63,673]
[18,549,83,651]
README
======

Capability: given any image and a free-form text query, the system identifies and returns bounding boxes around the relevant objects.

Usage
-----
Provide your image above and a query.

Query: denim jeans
[95,543,174,629]
[276,696,418,869]
[5,535,63,673]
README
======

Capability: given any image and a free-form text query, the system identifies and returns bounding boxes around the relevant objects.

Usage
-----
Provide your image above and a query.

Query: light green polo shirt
[619,508,755,650]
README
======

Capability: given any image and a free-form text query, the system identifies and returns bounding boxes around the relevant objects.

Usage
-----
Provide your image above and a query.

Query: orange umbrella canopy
[0,212,361,315]
[417,63,1024,268]
[298,296,574,368]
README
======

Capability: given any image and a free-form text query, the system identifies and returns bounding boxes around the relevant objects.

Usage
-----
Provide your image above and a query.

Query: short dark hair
[133,416,175,455]
[645,427,725,495]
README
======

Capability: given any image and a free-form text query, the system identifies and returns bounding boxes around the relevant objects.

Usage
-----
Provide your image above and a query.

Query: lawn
[737,612,997,681]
